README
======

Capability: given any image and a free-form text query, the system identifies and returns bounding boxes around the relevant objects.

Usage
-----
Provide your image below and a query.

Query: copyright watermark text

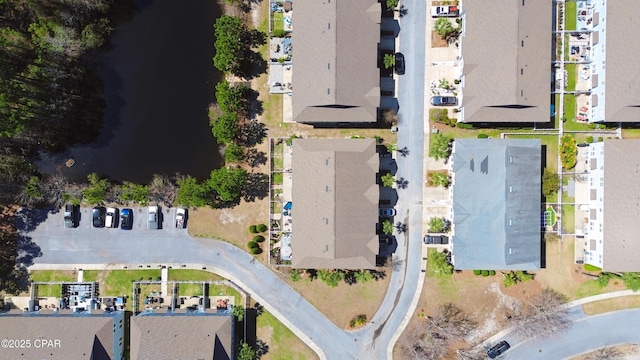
[1,338,61,349]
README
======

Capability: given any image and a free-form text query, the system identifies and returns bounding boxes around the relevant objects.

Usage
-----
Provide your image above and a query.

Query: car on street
[92,206,106,228]
[394,52,405,75]
[379,208,397,217]
[148,205,159,229]
[175,208,187,228]
[120,208,133,230]
[105,207,118,228]
[424,234,449,245]
[431,96,458,106]
[64,204,77,228]
[487,340,510,359]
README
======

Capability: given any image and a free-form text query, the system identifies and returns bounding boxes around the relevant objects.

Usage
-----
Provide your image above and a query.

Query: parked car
[175,208,187,229]
[105,207,118,228]
[431,5,459,17]
[379,208,397,217]
[148,206,159,229]
[394,52,405,75]
[120,208,133,230]
[64,204,77,228]
[424,234,449,245]
[431,96,458,106]
[92,206,106,228]
[487,341,510,359]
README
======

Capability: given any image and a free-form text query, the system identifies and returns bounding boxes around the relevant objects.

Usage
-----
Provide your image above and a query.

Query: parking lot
[72,206,187,232]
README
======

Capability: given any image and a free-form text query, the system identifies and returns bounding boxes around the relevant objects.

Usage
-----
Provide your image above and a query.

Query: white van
[105,207,118,228]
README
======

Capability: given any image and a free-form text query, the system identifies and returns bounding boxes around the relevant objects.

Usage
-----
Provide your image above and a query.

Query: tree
[427,303,477,342]
[385,143,397,152]
[542,169,560,197]
[16,176,43,206]
[383,53,395,69]
[428,250,453,276]
[82,173,109,204]
[208,167,248,203]
[257,223,267,232]
[224,143,244,164]
[434,18,458,40]
[560,135,578,169]
[237,342,255,360]
[386,0,399,9]
[430,133,451,160]
[215,81,249,115]
[317,269,344,288]
[176,176,210,207]
[382,219,394,235]
[504,288,571,338]
[213,16,247,74]
[231,305,245,321]
[428,217,445,233]
[148,174,177,205]
[381,173,395,187]
[120,181,149,205]
[211,112,239,144]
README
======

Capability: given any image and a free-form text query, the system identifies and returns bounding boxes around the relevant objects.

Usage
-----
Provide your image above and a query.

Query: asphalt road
[502,309,640,359]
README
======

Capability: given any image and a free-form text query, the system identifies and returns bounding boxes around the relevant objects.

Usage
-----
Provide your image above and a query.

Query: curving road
[23,2,428,360]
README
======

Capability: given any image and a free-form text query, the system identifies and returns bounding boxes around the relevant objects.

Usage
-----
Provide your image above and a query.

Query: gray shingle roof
[604,2,640,122]
[291,139,379,269]
[451,139,541,270]
[0,311,123,359]
[292,0,381,123]
[130,313,233,360]
[602,140,640,271]
[461,0,552,123]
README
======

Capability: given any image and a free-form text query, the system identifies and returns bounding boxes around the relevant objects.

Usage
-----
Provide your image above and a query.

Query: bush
[457,123,473,129]
[560,135,578,169]
[489,270,496,276]
[477,133,489,139]
[542,169,561,197]
[257,223,268,232]
[473,270,481,276]
[481,270,489,277]
[247,241,259,249]
[249,225,258,233]
[587,136,594,143]
[250,247,263,255]
[253,235,265,242]
[598,137,604,142]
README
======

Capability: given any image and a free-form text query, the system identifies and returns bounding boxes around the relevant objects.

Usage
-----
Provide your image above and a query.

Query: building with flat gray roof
[459,0,552,123]
[0,310,125,360]
[451,139,542,270]
[130,313,233,360]
[292,0,381,124]
[584,140,640,272]
[291,138,379,269]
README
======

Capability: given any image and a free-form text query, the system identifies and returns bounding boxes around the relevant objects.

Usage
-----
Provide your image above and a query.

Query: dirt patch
[278,266,392,329]
[431,30,449,47]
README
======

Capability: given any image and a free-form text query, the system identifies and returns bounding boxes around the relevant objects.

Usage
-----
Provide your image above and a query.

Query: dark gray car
[487,341,510,358]
[431,96,458,106]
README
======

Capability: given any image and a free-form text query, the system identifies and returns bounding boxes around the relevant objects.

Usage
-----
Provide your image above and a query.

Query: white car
[148,206,159,229]
[175,208,187,228]
[105,207,118,228]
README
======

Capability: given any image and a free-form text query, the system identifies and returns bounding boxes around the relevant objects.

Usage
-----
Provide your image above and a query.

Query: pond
[37,0,223,183]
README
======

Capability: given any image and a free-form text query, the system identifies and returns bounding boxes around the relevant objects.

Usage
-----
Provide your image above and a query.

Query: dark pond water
[37,0,223,183]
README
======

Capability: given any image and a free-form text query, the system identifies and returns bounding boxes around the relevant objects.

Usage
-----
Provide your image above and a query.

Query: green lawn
[563,94,576,123]
[622,128,640,139]
[258,311,318,360]
[502,134,558,171]
[561,205,576,235]
[30,270,80,298]
[565,1,577,31]
[565,63,576,91]
[564,34,570,61]
[83,270,161,297]
[272,156,284,169]
[272,172,283,185]
[273,12,284,32]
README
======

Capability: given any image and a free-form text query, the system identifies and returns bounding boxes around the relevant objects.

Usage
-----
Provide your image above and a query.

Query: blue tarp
[284,202,292,210]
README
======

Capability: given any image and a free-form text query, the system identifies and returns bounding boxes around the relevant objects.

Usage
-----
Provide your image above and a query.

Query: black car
[394,52,405,75]
[431,96,458,106]
[487,341,510,359]
[120,208,133,230]
[424,235,449,245]
[92,206,106,228]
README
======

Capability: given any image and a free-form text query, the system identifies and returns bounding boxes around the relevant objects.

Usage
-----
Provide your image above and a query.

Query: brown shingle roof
[604,1,640,122]
[291,139,379,269]
[0,312,122,359]
[602,140,640,272]
[292,0,381,123]
[461,0,551,123]
[130,314,233,360]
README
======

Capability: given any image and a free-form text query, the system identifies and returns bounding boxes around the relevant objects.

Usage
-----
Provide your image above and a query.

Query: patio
[269,139,294,264]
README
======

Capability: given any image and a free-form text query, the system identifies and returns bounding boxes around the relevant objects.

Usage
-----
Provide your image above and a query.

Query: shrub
[247,241,259,249]
[249,225,258,233]
[489,270,496,276]
[257,223,268,232]
[586,136,594,143]
[481,270,489,277]
[253,235,265,243]
[477,133,489,139]
[598,137,604,142]
[457,123,473,129]
[289,269,301,282]
[473,270,481,276]
[250,247,262,255]
[560,135,578,169]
